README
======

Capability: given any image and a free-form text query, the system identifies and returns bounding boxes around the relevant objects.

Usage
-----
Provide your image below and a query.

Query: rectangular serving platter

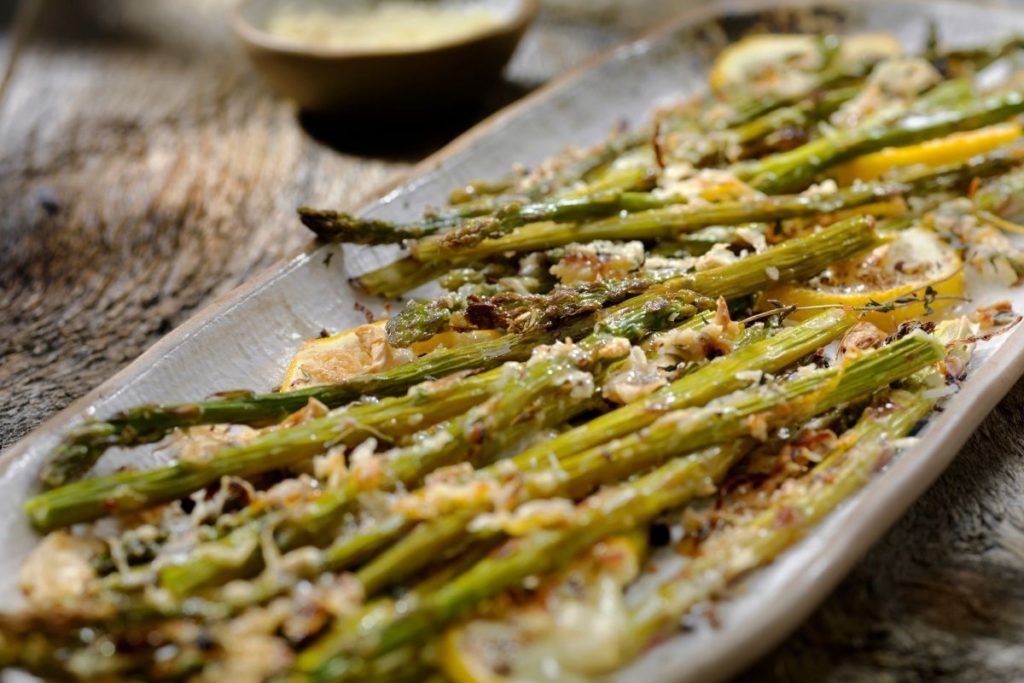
[4,1,1024,681]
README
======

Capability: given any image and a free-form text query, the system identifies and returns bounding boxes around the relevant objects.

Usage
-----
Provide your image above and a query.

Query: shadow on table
[297,78,538,163]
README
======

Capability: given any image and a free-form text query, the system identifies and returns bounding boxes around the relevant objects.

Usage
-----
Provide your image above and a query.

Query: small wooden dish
[232,0,539,113]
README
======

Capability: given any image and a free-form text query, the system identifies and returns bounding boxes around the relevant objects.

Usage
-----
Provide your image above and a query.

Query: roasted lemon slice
[709,33,902,93]
[281,320,499,391]
[440,534,647,683]
[761,227,965,331]
[440,621,519,683]
[833,122,1022,185]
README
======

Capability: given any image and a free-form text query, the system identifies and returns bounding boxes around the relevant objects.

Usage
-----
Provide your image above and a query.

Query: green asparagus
[737,90,1024,193]
[39,317,597,488]
[354,183,894,296]
[297,328,944,679]
[28,370,502,530]
[144,219,875,593]
[353,327,943,594]
[624,380,941,661]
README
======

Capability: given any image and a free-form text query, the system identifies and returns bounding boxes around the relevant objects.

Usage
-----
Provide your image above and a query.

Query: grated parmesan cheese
[313,446,348,490]
[694,243,739,271]
[736,226,769,253]
[645,297,740,367]
[176,424,259,466]
[469,498,576,536]
[349,438,383,489]
[549,241,645,285]
[602,346,667,405]
[392,477,503,520]
[20,532,100,606]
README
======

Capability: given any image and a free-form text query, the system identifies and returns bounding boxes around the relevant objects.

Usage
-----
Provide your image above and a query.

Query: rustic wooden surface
[3,1,1024,681]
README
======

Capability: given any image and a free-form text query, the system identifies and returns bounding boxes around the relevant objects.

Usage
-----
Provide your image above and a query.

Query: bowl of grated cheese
[233,0,539,112]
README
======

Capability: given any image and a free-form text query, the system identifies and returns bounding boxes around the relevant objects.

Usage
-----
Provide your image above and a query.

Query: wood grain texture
[2,1,1024,682]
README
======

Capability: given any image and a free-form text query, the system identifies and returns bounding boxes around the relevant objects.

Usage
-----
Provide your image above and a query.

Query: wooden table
[3,1,1024,680]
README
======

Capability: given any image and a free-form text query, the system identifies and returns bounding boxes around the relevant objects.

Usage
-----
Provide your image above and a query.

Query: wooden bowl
[232,0,539,113]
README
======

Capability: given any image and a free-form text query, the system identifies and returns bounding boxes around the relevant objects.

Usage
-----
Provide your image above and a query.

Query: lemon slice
[440,534,647,683]
[440,620,520,683]
[761,227,965,331]
[709,33,902,93]
[833,122,1022,185]
[280,320,499,391]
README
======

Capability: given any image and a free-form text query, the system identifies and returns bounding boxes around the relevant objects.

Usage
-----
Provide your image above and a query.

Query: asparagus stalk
[307,190,689,249]
[354,328,943,595]
[448,190,692,249]
[308,157,662,248]
[26,370,504,531]
[386,290,499,347]
[33,283,711,534]
[35,218,872,547]
[737,89,1024,194]
[386,274,670,347]
[731,76,972,163]
[158,386,603,596]
[367,145,1024,300]
[157,305,764,600]
[305,162,647,245]
[354,183,893,297]
[44,212,875,488]
[503,309,855,474]
[360,143,1020,300]
[556,159,659,197]
[0,628,150,681]
[724,85,861,158]
[296,329,944,678]
[624,380,941,659]
[929,34,1024,77]
[718,54,876,129]
[529,129,652,199]
[158,291,720,596]
[0,609,212,681]
[448,128,650,205]
[161,230,870,600]
[298,208,452,244]
[40,315,598,488]
[297,442,752,683]
[171,219,873,586]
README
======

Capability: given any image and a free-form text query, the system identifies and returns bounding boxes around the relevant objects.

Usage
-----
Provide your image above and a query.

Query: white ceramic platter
[4,1,1024,681]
